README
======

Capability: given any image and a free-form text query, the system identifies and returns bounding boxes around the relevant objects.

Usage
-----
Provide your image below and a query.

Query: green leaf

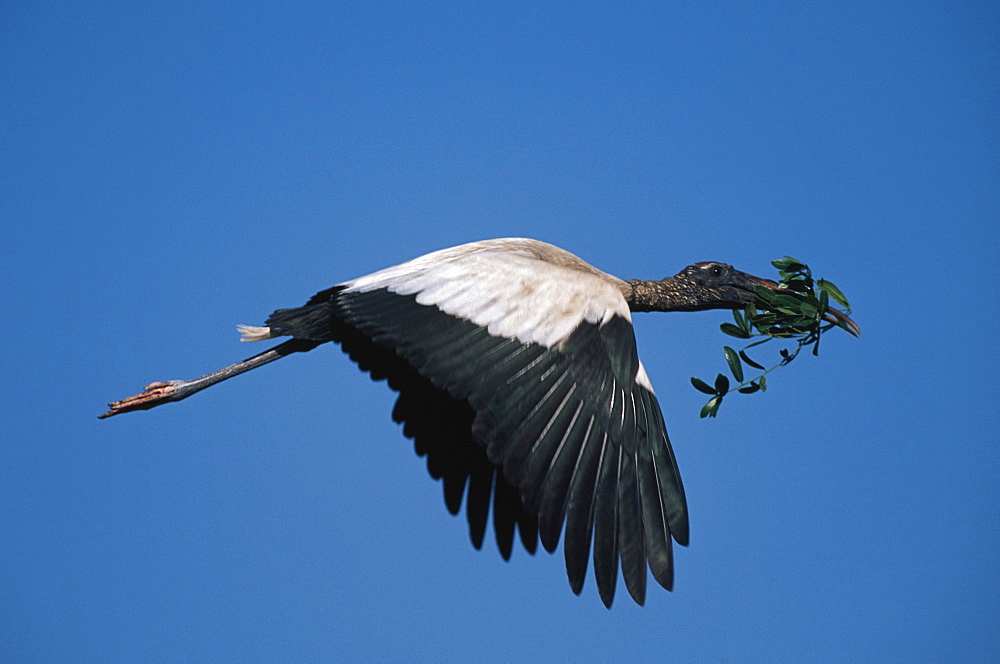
[791,316,816,330]
[738,382,761,394]
[783,278,810,293]
[774,293,806,310]
[759,375,767,391]
[754,285,778,303]
[771,256,805,271]
[732,308,748,333]
[714,373,730,396]
[720,323,751,339]
[690,377,716,395]
[798,301,818,317]
[700,396,722,418]
[739,350,765,370]
[817,279,851,309]
[724,346,744,382]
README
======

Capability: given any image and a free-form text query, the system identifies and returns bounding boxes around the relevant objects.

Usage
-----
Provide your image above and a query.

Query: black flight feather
[271,285,686,607]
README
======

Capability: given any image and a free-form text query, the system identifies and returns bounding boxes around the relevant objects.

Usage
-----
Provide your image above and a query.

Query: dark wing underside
[270,286,540,559]
[269,285,689,607]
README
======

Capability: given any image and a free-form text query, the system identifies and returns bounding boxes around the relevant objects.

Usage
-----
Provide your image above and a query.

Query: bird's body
[248,238,634,346]
[102,238,857,607]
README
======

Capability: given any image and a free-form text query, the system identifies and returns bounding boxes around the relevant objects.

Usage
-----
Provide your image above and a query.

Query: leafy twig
[692,257,854,418]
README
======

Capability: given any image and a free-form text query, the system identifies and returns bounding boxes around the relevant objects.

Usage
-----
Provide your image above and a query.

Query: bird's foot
[99,380,184,418]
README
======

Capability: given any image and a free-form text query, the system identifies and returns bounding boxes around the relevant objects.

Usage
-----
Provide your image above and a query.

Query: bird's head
[628,262,860,336]
[669,262,777,311]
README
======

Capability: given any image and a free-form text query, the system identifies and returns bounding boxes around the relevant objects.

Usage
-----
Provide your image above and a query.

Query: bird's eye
[711,266,723,277]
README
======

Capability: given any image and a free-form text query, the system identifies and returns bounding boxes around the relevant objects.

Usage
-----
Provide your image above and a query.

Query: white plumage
[344,238,634,351]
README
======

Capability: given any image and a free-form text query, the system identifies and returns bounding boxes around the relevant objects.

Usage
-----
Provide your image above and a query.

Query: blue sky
[2,2,997,661]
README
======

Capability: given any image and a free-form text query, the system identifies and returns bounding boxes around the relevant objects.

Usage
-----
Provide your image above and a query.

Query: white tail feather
[237,324,273,342]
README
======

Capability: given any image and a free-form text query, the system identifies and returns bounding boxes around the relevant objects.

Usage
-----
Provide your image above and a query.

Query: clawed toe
[99,381,183,418]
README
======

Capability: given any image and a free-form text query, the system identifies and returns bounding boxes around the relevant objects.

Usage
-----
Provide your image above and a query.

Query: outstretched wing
[281,239,689,606]
[309,288,542,562]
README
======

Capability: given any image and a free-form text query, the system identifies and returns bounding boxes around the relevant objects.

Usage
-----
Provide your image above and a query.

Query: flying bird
[101,238,858,607]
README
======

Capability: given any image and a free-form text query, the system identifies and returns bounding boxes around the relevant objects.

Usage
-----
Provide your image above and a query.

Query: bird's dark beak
[819,305,861,337]
[735,272,861,338]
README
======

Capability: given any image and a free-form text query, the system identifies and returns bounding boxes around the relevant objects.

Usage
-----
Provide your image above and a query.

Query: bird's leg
[99,339,321,418]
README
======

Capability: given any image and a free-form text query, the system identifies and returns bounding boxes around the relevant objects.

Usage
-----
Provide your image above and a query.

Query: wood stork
[101,238,858,607]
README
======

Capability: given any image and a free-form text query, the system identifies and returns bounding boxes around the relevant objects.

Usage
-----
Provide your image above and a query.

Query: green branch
[692,257,855,418]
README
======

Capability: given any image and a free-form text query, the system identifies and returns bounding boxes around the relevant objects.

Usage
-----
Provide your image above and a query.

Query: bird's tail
[240,288,343,343]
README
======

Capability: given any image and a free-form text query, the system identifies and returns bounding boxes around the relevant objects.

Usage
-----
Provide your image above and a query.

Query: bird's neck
[626,278,700,312]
